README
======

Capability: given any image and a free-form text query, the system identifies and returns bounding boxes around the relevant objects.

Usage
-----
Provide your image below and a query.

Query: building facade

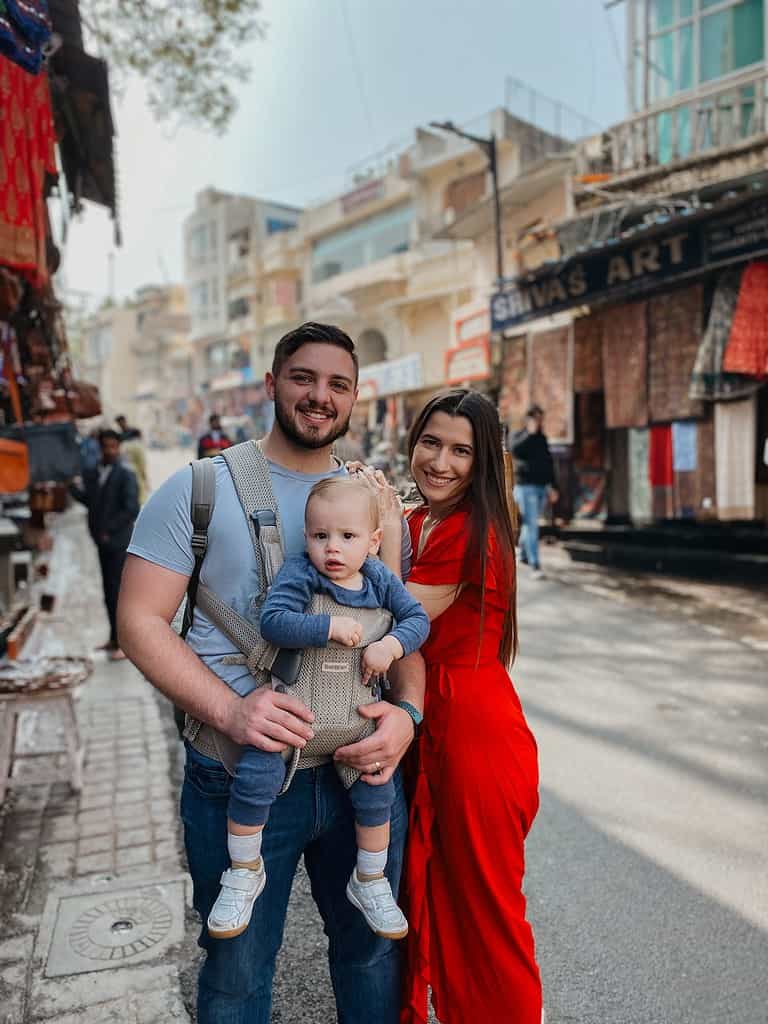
[491,0,768,526]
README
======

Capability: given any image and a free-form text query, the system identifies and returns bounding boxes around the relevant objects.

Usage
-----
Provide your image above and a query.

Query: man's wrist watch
[394,700,423,738]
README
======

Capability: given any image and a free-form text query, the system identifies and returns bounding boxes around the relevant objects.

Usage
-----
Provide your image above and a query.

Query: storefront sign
[491,195,768,331]
[357,353,423,399]
[210,370,244,392]
[445,337,491,384]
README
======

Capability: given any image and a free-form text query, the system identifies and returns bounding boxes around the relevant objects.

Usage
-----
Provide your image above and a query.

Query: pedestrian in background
[116,415,149,505]
[509,404,558,579]
[197,413,233,459]
[71,429,139,660]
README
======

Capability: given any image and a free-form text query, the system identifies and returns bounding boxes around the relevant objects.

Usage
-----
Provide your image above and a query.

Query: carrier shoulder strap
[180,457,216,639]
[191,440,285,674]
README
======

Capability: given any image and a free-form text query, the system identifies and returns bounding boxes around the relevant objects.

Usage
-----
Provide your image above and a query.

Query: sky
[59,0,628,306]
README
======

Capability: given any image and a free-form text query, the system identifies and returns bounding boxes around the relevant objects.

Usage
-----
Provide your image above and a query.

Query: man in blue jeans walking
[510,404,559,579]
[118,323,424,1023]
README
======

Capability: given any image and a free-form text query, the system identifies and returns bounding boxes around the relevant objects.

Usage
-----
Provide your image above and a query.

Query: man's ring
[374,761,382,774]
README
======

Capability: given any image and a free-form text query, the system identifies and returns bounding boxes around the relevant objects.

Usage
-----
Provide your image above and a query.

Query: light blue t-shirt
[127,453,411,697]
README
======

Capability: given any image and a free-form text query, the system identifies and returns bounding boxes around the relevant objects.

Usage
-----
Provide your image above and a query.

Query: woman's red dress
[401,507,542,1024]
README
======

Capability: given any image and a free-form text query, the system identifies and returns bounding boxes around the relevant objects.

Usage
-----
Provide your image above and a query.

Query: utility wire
[339,0,377,152]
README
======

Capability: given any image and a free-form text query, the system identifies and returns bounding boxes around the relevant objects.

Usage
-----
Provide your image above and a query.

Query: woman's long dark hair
[408,388,518,665]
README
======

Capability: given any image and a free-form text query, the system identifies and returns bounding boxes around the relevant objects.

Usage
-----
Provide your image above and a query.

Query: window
[228,297,249,320]
[634,0,765,109]
[188,224,209,265]
[700,0,764,82]
[311,205,413,283]
[266,217,296,235]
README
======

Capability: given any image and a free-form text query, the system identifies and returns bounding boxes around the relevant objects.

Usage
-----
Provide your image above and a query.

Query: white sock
[228,830,263,867]
[357,847,387,878]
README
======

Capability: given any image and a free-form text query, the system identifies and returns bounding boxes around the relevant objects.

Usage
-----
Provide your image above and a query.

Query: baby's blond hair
[305,476,380,530]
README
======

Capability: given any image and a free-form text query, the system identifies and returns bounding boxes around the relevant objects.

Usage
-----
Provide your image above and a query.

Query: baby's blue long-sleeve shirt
[259,554,430,656]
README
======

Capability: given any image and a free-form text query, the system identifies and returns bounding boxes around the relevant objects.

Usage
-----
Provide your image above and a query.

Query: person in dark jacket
[71,429,140,659]
[197,413,233,459]
[509,405,559,578]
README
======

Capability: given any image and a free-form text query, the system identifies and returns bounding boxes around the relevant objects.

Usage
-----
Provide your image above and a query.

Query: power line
[339,0,377,151]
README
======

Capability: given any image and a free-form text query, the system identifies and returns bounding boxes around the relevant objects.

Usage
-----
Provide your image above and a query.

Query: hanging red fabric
[649,424,674,488]
[722,262,768,379]
[0,55,56,288]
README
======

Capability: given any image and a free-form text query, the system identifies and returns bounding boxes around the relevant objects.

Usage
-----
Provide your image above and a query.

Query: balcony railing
[579,67,768,176]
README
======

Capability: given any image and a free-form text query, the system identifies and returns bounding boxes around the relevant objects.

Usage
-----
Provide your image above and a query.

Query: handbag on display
[1,422,81,482]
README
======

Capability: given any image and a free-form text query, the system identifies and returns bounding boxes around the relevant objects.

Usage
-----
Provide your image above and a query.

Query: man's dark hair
[272,322,358,382]
[99,429,121,444]
[209,413,221,427]
[525,404,544,418]
[115,414,127,425]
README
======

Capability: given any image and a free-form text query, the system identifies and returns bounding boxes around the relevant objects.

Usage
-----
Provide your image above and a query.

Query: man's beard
[273,390,351,451]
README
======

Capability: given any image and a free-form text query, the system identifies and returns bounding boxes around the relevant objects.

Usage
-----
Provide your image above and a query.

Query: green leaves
[81,0,265,133]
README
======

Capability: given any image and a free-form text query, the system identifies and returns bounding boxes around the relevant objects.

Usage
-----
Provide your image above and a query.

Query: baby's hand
[361,638,401,686]
[329,616,363,647]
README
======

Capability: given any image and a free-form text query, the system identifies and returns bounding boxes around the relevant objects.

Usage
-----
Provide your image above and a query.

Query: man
[118,323,424,1023]
[72,429,139,660]
[115,415,149,505]
[198,413,233,460]
[509,404,559,579]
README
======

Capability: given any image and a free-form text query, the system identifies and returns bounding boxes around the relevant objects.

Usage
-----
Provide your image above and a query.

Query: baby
[207,476,430,941]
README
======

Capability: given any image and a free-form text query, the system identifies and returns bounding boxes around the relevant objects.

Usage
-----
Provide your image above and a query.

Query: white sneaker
[207,864,266,939]
[531,568,546,580]
[346,869,408,939]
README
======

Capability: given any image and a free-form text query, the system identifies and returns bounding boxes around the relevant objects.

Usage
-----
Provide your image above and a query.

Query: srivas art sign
[491,195,768,331]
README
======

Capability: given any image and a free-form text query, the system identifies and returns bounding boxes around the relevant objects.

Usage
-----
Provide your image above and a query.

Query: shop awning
[491,182,768,333]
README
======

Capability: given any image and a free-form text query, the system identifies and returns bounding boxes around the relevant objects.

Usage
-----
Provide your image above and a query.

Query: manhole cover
[68,895,173,961]
[43,876,186,978]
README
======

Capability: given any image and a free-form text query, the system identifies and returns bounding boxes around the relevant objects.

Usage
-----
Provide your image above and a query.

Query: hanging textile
[628,428,651,523]
[648,284,704,422]
[0,55,56,287]
[689,268,760,401]
[649,423,673,519]
[529,325,572,442]
[573,314,603,393]
[602,300,648,429]
[722,262,768,379]
[671,421,697,473]
[714,396,757,519]
[499,335,529,432]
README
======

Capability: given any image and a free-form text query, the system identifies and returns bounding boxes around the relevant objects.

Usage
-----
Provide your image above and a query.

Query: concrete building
[79,303,138,426]
[491,0,768,529]
[183,188,300,417]
[130,284,191,445]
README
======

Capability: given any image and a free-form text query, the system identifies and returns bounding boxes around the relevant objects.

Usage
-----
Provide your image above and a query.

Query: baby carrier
[181,441,392,791]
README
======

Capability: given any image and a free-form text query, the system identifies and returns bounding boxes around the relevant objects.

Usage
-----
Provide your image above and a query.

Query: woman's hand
[346,462,403,527]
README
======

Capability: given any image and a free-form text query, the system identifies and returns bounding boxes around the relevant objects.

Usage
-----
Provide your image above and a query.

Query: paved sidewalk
[0,512,193,1023]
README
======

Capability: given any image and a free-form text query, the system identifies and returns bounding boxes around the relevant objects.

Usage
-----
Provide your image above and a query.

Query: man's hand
[548,487,559,505]
[361,636,402,685]
[334,702,415,785]
[329,616,363,646]
[221,685,315,753]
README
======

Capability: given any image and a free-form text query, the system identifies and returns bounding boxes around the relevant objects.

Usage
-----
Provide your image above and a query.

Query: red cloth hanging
[0,55,56,288]
[649,424,674,487]
[722,262,768,379]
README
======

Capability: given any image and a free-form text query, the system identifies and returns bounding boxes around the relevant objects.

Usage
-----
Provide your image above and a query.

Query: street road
[520,571,768,1024]
[146,448,768,1024]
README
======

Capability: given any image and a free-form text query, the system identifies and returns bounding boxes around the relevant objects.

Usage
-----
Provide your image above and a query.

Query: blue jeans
[181,743,407,1024]
[514,483,548,570]
[230,746,396,829]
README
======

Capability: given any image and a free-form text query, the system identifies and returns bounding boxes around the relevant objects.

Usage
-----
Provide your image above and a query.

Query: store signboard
[445,337,491,384]
[357,353,423,399]
[210,370,244,392]
[491,195,768,331]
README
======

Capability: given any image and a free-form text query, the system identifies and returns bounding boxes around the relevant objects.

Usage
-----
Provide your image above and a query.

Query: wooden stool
[0,658,91,804]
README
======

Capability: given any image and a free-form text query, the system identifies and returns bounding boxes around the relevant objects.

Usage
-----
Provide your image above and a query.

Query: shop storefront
[492,186,768,525]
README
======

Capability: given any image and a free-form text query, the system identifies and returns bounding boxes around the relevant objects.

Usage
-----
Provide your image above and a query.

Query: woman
[400,388,541,1023]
